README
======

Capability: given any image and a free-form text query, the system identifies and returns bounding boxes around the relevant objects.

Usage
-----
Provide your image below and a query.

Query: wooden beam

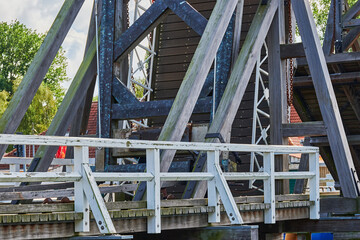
[296,51,360,67]
[29,37,97,173]
[133,0,239,201]
[66,1,98,159]
[280,43,305,59]
[190,0,279,199]
[294,137,310,194]
[294,71,360,86]
[268,1,288,194]
[323,0,335,55]
[343,18,360,28]
[0,0,84,159]
[343,0,360,22]
[343,85,360,122]
[282,122,327,137]
[232,0,244,66]
[292,0,360,198]
[343,26,360,51]
[311,134,360,146]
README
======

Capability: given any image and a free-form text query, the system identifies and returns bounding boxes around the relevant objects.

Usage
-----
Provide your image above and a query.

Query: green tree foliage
[12,78,57,134]
[0,20,68,103]
[0,20,69,135]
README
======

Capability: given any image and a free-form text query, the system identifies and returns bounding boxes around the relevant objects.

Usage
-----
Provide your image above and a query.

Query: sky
[0,0,94,90]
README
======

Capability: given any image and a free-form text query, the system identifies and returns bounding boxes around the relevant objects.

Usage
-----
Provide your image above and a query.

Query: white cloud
[0,0,93,90]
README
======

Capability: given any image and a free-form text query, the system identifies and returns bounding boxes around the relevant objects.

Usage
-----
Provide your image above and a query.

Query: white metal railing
[0,134,320,234]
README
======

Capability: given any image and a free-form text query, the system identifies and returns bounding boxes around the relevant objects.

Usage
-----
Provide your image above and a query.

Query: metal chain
[286,0,294,108]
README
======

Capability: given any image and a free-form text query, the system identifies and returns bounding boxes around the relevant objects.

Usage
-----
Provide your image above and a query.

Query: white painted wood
[82,163,116,234]
[74,146,89,232]
[309,152,320,219]
[274,172,316,179]
[207,151,220,223]
[1,157,95,166]
[0,134,318,153]
[9,164,20,172]
[210,150,243,224]
[224,172,270,180]
[92,172,153,182]
[146,149,161,234]
[0,172,81,182]
[264,152,275,224]
[159,172,214,181]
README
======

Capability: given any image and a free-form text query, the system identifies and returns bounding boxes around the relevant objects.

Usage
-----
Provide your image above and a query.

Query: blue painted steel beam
[99,0,115,169]
[112,78,139,105]
[112,97,212,120]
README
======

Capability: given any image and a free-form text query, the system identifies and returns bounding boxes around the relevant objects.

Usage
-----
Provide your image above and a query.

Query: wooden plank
[292,0,360,198]
[282,122,327,137]
[0,0,85,159]
[191,0,279,198]
[0,184,139,201]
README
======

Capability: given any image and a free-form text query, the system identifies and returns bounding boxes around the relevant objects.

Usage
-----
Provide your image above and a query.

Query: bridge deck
[0,195,311,239]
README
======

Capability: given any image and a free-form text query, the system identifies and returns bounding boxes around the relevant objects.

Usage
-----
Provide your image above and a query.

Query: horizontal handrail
[0,134,320,235]
[0,134,318,154]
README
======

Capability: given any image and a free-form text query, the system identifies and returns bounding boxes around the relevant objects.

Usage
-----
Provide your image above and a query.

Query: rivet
[101,226,105,230]
[229,213,233,217]
[232,217,235,221]
[98,221,102,225]
[85,222,88,225]
[85,208,89,212]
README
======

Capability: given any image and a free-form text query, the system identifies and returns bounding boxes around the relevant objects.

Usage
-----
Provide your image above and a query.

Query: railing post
[146,148,161,233]
[309,151,320,219]
[263,152,275,224]
[207,150,220,223]
[74,146,90,232]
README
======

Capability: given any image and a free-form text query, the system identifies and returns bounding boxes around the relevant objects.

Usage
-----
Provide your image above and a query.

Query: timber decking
[0,195,312,239]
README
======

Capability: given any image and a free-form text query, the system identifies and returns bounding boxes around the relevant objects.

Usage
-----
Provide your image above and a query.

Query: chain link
[286,0,294,108]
